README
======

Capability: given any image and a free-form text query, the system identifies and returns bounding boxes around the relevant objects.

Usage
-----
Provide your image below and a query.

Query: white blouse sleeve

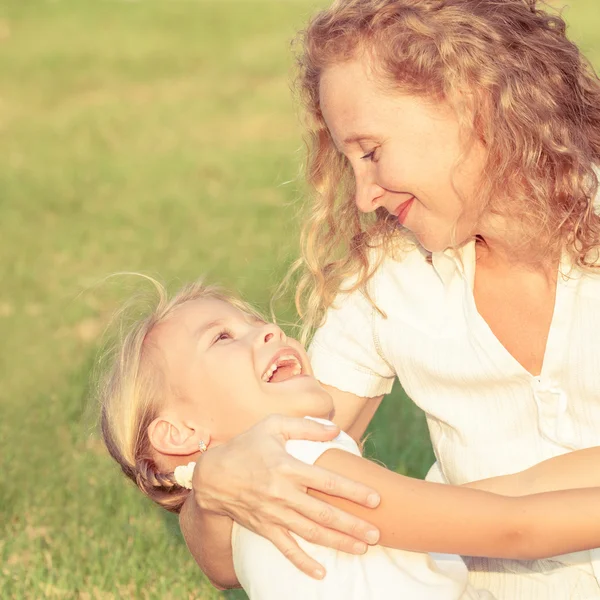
[231,422,362,600]
[285,417,362,462]
[308,288,396,398]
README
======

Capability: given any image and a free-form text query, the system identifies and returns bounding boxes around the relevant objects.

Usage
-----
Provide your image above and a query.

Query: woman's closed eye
[360,147,379,162]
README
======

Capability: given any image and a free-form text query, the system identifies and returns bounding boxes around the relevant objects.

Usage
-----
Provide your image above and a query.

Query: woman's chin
[413,232,448,253]
[416,234,464,254]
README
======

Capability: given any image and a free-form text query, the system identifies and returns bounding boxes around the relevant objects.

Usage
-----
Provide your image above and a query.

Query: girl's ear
[148,414,211,457]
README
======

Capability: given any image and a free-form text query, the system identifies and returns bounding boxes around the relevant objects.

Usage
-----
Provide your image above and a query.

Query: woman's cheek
[378,154,406,192]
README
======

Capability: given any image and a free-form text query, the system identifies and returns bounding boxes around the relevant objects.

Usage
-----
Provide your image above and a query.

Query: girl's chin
[293,398,335,421]
[313,399,335,420]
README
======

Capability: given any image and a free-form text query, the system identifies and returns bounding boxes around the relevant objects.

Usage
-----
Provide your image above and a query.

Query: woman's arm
[312,448,600,560]
[323,384,383,442]
[179,497,238,590]
[464,446,600,496]
[179,415,382,588]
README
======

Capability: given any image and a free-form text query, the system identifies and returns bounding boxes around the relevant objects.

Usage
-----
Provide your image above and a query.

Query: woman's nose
[355,177,384,213]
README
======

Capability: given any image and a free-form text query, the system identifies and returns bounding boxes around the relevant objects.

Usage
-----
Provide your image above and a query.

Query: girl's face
[151,298,333,443]
[319,57,487,252]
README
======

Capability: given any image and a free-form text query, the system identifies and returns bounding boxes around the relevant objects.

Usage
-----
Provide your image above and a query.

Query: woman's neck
[474,214,561,275]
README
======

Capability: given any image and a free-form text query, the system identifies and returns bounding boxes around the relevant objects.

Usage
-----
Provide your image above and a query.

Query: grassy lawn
[0,1,598,598]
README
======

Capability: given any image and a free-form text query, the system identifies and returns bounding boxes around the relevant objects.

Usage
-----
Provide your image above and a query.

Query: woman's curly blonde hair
[96,276,263,514]
[290,0,600,342]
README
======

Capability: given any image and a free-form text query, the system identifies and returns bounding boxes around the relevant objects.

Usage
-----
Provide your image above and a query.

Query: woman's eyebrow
[342,134,376,147]
[342,134,364,146]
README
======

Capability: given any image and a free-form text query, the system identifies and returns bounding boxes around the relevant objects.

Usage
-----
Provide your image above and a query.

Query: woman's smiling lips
[394,196,415,225]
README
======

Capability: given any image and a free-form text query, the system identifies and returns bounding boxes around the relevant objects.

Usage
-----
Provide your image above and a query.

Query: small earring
[198,440,208,453]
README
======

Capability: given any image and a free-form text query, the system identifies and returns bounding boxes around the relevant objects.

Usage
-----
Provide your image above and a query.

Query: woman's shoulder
[325,237,446,337]
[340,236,436,300]
[367,233,431,271]
[361,238,444,313]
[562,250,600,300]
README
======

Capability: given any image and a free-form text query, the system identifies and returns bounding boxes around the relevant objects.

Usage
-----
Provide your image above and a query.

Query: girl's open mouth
[261,353,303,383]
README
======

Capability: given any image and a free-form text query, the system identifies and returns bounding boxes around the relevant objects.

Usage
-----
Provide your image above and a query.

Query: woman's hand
[192,414,381,579]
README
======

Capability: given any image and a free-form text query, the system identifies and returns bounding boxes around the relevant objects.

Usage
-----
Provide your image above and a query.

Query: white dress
[232,419,491,600]
[308,239,600,599]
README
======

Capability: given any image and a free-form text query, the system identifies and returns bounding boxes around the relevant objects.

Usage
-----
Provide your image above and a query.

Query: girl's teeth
[262,355,302,382]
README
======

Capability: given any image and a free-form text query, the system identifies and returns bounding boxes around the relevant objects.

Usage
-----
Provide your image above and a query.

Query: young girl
[100,279,600,600]
[180,1,600,598]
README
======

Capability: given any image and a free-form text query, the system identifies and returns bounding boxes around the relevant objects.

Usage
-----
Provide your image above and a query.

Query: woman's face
[151,298,334,443]
[319,57,487,252]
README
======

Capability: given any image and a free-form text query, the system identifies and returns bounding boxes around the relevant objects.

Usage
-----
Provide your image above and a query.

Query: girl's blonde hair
[97,276,263,514]
[291,0,600,340]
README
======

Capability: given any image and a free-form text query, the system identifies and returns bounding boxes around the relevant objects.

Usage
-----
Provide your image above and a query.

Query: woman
[181,1,600,597]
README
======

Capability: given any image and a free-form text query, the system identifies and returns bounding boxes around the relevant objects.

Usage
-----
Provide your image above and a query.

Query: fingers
[285,493,379,546]
[268,527,327,580]
[298,461,380,509]
[261,414,340,443]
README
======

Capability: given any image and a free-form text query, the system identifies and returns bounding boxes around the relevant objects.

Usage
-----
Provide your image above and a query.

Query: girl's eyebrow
[249,316,267,325]
[194,319,224,340]
[194,315,265,340]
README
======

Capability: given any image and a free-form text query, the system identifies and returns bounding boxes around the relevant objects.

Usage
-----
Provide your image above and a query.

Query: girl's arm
[464,446,600,497]
[313,448,600,560]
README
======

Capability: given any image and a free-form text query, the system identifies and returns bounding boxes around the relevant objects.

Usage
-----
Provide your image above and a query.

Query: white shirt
[308,239,600,599]
[232,420,489,600]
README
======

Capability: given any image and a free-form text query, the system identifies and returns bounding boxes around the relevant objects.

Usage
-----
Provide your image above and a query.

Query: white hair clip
[173,461,196,490]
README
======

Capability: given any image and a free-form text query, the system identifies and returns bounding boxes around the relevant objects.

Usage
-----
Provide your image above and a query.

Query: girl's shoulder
[285,417,362,466]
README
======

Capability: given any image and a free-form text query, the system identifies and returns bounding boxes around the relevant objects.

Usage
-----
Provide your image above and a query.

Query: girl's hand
[192,414,381,580]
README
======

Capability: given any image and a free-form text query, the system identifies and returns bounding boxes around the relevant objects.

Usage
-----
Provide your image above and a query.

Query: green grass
[0,1,598,598]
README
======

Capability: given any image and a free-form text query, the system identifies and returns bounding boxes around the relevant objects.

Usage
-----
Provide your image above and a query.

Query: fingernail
[353,541,367,554]
[324,424,338,431]
[367,493,380,507]
[314,568,325,579]
[365,530,379,544]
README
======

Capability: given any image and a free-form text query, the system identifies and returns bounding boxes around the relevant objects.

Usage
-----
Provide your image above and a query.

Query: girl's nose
[258,323,286,346]
[355,178,384,213]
